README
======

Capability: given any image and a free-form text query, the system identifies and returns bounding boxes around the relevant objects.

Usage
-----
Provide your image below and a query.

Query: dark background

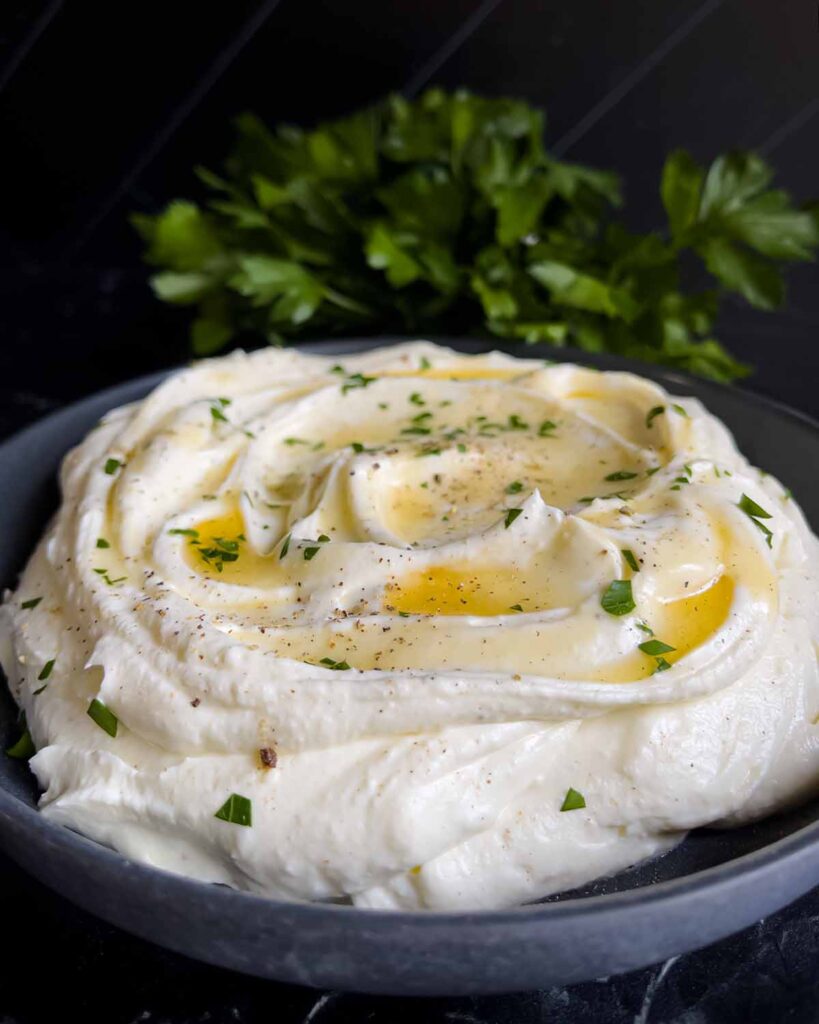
[2,2,819,1021]
[1,0,818,419]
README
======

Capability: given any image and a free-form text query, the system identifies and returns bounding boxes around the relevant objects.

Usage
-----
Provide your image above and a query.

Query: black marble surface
[4,846,819,1023]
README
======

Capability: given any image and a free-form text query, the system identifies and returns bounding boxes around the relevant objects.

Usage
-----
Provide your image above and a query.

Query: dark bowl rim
[1,333,818,931]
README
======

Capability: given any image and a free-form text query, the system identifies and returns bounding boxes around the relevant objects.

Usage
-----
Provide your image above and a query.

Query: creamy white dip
[2,341,818,910]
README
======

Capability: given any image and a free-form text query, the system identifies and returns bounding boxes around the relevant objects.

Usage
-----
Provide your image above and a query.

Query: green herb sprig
[133,90,819,380]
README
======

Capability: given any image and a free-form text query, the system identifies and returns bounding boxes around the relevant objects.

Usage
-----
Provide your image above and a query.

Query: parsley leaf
[600,580,635,616]
[214,793,252,827]
[135,94,818,382]
[560,788,586,812]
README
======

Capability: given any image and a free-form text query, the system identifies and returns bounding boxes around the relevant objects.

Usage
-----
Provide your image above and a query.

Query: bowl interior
[2,337,818,905]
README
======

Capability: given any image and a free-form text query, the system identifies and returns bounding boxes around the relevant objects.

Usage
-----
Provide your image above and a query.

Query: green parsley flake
[21,597,42,610]
[103,457,122,475]
[303,546,320,561]
[419,357,432,370]
[87,698,118,737]
[279,534,291,560]
[538,420,557,436]
[504,508,523,529]
[38,659,55,681]
[6,728,35,760]
[560,788,586,812]
[96,538,110,549]
[214,793,252,827]
[341,373,376,395]
[169,528,200,539]
[654,657,673,673]
[645,406,665,428]
[506,481,523,494]
[319,657,351,670]
[622,549,640,572]
[600,580,635,616]
[671,403,688,417]
[738,493,774,548]
[210,404,229,423]
[605,470,638,481]
[509,604,524,612]
[638,639,676,656]
[409,392,425,406]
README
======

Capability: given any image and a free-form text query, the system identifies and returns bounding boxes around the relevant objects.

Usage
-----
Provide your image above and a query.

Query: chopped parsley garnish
[318,534,330,543]
[38,659,55,681]
[87,698,118,737]
[412,410,433,423]
[303,546,320,561]
[21,597,42,610]
[654,657,672,673]
[560,788,586,812]
[96,537,110,549]
[93,568,127,585]
[505,481,523,494]
[417,446,442,457]
[169,528,200,538]
[6,728,34,760]
[504,508,523,529]
[636,621,654,635]
[409,392,425,405]
[507,413,529,431]
[214,793,252,827]
[319,657,351,670]
[671,403,688,417]
[419,356,432,370]
[600,580,635,616]
[401,426,432,436]
[645,406,665,428]
[638,639,676,656]
[738,493,773,520]
[330,364,346,375]
[283,437,309,446]
[456,443,467,453]
[398,611,410,618]
[279,533,291,559]
[103,457,122,475]
[196,535,241,572]
[622,549,640,572]
[538,420,557,436]
[738,493,774,547]
[646,466,661,476]
[210,404,229,423]
[509,604,524,612]
[605,470,638,481]
[341,373,376,395]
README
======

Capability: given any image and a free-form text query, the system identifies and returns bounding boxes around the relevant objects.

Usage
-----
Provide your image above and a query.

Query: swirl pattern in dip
[2,341,818,910]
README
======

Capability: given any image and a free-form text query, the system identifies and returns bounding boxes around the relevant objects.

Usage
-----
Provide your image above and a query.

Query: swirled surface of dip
[2,341,819,910]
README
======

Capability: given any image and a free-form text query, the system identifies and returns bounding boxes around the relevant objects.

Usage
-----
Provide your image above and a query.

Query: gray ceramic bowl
[1,338,818,996]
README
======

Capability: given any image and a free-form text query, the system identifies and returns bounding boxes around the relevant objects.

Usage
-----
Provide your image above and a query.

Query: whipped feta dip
[2,341,818,910]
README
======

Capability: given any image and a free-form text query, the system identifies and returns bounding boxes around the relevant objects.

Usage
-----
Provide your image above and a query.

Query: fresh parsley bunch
[133,89,819,381]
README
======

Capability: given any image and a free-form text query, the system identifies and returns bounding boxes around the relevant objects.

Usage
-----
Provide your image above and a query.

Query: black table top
[2,312,818,1024]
